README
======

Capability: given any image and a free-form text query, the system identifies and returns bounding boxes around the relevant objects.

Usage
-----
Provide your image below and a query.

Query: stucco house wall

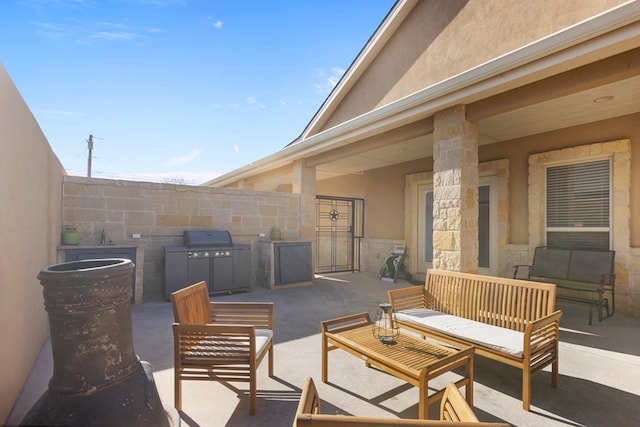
[317,0,628,132]
[0,64,65,423]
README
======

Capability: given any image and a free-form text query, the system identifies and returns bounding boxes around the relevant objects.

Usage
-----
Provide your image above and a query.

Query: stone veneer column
[432,105,479,273]
[292,159,316,242]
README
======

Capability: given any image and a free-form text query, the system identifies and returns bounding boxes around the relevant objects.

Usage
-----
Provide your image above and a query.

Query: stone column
[292,159,316,243]
[432,105,479,273]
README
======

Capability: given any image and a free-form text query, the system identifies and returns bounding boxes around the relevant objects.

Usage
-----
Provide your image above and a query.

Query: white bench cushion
[395,309,524,358]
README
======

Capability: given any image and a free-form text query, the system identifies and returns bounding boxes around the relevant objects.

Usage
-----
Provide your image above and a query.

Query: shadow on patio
[8,272,640,427]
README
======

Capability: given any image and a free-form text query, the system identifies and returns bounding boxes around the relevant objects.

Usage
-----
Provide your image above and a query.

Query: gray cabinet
[257,241,313,287]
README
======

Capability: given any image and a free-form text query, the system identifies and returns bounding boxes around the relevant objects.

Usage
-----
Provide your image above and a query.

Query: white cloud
[66,168,221,186]
[206,17,222,29]
[41,108,77,117]
[314,66,346,95]
[32,16,162,43]
[233,144,240,153]
[165,148,202,166]
[246,96,266,109]
[90,31,139,41]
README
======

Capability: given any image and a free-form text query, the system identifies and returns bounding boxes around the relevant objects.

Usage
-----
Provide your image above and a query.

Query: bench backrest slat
[425,270,556,331]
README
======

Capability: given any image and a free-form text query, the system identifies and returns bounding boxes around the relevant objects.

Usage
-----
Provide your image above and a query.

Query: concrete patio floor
[8,272,640,427]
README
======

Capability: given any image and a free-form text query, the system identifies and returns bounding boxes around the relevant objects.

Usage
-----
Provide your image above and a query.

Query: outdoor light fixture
[372,302,399,344]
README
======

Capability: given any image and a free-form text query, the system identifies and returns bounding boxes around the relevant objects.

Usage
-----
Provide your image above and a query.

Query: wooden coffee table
[321,312,474,420]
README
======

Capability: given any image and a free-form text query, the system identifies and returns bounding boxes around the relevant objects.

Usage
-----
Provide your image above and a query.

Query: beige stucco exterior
[0,64,65,422]
[310,0,630,134]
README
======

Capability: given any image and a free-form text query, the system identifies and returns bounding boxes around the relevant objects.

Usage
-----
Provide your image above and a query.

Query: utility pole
[87,134,94,178]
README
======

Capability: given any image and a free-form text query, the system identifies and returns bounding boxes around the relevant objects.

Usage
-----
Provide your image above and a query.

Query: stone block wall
[62,176,301,300]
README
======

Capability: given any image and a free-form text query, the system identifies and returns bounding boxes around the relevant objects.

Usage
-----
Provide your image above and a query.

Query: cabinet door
[187,257,210,291]
[274,242,312,285]
[212,257,234,293]
[164,251,188,299]
[233,246,251,290]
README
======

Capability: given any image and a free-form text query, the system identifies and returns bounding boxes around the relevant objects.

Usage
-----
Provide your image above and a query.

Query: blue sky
[1,0,395,184]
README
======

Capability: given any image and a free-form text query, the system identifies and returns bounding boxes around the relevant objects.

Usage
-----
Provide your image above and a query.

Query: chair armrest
[173,323,258,358]
[210,302,274,330]
[388,286,425,311]
[512,264,531,279]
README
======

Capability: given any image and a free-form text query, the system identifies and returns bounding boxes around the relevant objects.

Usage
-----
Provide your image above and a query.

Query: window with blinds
[546,159,611,250]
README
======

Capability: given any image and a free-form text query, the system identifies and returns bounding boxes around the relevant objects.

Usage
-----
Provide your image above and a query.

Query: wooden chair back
[171,281,211,324]
[296,376,322,419]
[440,383,479,422]
[293,377,509,426]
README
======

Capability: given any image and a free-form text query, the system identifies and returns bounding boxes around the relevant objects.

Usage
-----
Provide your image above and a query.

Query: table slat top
[327,324,459,373]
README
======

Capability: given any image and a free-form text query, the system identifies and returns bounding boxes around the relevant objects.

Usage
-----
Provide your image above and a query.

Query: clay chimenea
[21,258,179,427]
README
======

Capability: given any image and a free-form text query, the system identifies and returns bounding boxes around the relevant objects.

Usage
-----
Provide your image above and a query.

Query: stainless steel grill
[163,230,250,299]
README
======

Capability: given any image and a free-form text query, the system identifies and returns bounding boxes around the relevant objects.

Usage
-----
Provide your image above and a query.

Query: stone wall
[62,176,301,300]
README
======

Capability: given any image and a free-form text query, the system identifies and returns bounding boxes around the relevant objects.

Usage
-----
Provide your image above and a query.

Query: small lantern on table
[372,302,399,344]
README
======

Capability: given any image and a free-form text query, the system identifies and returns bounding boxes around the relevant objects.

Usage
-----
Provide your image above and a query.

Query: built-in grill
[163,230,251,299]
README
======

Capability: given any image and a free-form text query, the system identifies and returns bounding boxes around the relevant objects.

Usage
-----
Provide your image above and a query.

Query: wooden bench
[388,269,562,411]
[513,246,615,325]
[293,377,509,426]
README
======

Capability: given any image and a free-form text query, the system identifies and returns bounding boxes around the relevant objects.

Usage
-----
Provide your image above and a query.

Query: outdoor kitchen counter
[256,240,313,288]
[56,245,144,304]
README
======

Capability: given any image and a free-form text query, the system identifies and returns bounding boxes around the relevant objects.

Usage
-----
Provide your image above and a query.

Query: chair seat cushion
[184,329,273,362]
[395,309,524,358]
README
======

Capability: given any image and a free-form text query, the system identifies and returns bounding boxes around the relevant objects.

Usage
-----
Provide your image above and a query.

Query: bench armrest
[523,310,562,358]
[388,286,426,311]
[513,264,531,279]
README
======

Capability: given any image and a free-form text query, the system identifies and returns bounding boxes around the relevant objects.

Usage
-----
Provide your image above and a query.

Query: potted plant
[62,224,81,245]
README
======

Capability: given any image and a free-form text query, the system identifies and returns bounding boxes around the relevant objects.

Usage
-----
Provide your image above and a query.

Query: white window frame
[544,158,612,250]
[527,139,629,254]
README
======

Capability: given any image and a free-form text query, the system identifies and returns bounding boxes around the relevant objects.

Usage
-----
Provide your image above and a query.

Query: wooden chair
[171,281,274,415]
[293,377,509,426]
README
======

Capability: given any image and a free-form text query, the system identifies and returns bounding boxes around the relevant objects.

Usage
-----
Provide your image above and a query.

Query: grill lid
[183,230,233,247]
